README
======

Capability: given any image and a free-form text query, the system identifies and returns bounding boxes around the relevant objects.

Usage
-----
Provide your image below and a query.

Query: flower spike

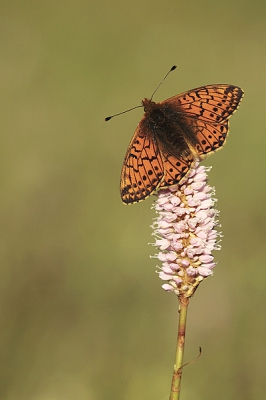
[151,162,221,300]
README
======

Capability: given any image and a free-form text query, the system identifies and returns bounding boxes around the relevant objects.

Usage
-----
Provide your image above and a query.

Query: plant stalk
[169,297,190,400]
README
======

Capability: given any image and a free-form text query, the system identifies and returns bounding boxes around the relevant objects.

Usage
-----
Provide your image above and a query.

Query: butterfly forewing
[164,85,243,123]
[120,120,164,204]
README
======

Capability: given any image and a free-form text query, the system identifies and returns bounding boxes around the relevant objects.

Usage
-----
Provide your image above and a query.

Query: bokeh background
[0,1,265,399]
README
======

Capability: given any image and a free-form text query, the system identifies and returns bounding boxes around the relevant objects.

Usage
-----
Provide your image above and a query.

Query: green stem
[169,297,190,400]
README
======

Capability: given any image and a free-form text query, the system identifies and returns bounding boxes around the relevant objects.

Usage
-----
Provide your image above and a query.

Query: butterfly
[107,68,244,204]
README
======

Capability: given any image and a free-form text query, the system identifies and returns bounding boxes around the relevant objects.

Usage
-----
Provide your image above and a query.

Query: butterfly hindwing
[188,118,229,156]
[159,153,195,188]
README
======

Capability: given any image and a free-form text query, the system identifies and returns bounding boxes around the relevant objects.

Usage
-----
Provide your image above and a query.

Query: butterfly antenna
[105,65,177,121]
[105,105,143,121]
[150,65,177,101]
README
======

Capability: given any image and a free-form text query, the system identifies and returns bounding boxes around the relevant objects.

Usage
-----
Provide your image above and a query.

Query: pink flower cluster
[151,162,221,298]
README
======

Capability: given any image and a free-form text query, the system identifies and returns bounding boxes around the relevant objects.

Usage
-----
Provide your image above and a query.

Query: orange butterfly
[107,67,244,204]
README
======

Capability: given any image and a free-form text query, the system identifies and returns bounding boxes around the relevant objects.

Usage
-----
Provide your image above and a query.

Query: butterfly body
[120,84,244,204]
[142,98,200,159]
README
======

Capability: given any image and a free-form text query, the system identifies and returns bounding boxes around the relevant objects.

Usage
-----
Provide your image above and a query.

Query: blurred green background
[0,1,265,399]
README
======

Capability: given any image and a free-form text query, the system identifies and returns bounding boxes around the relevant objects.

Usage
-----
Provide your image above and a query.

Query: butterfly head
[142,98,156,113]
